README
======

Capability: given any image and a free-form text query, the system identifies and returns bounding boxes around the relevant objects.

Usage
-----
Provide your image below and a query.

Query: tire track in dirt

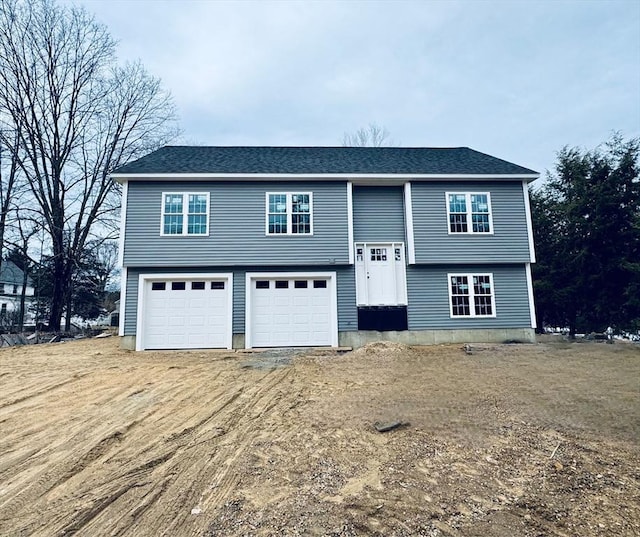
[0,373,90,412]
[0,347,301,537]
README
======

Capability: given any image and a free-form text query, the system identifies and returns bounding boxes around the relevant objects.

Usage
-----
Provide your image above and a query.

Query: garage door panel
[142,277,231,350]
[249,274,335,348]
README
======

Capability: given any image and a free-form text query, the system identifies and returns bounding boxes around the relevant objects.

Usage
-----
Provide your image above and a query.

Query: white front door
[355,243,407,306]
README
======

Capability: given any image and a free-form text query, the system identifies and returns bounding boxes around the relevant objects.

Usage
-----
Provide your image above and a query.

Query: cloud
[70,0,639,174]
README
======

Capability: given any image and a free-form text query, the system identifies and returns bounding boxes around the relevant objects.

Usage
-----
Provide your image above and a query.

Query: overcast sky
[72,0,639,181]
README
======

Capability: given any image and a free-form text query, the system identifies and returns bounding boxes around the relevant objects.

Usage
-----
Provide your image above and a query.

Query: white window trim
[447,272,497,318]
[160,192,210,237]
[265,192,314,236]
[245,271,338,349]
[445,192,494,235]
[136,272,233,351]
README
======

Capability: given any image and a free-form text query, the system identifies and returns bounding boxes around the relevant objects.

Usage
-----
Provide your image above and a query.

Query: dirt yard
[0,337,638,537]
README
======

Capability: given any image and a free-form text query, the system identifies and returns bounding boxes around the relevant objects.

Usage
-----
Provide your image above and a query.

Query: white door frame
[245,271,339,349]
[355,242,408,306]
[136,272,234,351]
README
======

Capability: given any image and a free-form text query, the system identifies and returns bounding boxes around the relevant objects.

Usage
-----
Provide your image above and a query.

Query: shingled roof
[112,146,538,176]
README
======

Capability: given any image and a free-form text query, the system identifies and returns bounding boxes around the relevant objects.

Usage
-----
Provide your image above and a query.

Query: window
[446,193,492,234]
[191,282,206,290]
[266,193,312,235]
[171,282,186,290]
[211,281,225,290]
[161,193,209,236]
[0,284,4,294]
[448,274,495,318]
[151,282,166,291]
[370,248,387,262]
[12,285,18,294]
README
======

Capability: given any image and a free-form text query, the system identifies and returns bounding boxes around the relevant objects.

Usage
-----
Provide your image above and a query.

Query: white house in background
[0,261,35,327]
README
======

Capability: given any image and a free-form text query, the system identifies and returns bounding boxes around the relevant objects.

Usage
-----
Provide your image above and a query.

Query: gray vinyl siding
[123,181,349,267]
[123,265,356,336]
[406,264,532,329]
[353,186,406,242]
[411,181,531,263]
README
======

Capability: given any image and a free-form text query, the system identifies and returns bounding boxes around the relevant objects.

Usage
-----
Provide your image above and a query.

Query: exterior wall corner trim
[404,182,416,264]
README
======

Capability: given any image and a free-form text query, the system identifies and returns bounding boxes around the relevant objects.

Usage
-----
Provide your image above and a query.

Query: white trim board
[112,173,540,184]
[118,267,127,337]
[522,181,536,263]
[525,263,537,329]
[403,183,416,264]
[135,272,233,351]
[117,180,128,268]
[347,182,354,264]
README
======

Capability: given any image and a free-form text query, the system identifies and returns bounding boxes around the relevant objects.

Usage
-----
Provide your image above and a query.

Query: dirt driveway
[0,337,638,536]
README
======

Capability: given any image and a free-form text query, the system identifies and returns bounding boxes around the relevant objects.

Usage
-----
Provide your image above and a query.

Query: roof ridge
[162,145,470,150]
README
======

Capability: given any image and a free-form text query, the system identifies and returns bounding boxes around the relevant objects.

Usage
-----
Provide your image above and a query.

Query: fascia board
[111,173,540,184]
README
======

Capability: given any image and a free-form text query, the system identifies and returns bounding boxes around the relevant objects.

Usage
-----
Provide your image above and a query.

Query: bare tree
[0,0,179,330]
[0,126,24,269]
[342,123,393,147]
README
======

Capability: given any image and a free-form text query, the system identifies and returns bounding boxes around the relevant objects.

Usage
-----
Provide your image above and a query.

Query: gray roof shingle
[112,146,538,176]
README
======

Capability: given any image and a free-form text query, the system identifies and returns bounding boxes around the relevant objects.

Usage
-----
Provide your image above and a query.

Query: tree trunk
[568,317,576,339]
[64,280,73,332]
[48,255,66,331]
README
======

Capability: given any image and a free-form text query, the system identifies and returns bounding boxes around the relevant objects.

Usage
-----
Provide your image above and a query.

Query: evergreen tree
[532,134,640,335]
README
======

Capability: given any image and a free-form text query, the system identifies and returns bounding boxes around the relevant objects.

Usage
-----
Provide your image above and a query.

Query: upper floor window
[161,193,209,236]
[448,273,495,318]
[447,192,492,234]
[266,192,313,235]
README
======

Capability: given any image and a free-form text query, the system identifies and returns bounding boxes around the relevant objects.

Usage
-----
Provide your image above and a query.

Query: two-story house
[113,146,538,351]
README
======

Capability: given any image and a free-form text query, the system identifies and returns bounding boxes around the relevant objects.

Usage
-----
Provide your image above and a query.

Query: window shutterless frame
[265,192,313,236]
[160,192,210,236]
[447,273,496,318]
[445,192,494,235]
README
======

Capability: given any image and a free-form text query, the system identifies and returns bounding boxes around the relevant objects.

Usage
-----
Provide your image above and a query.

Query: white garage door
[141,276,232,350]
[248,274,337,348]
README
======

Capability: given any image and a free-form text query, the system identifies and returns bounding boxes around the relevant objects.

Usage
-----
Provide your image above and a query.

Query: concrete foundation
[338,328,536,348]
[120,335,136,350]
[232,334,246,349]
[122,328,535,351]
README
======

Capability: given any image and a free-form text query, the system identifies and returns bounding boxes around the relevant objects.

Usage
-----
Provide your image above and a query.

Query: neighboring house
[112,146,538,351]
[0,261,35,328]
